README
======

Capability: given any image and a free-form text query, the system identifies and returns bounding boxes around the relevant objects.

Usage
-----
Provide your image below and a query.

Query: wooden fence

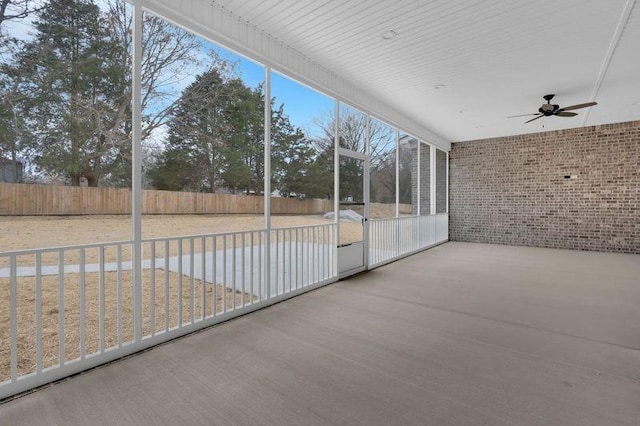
[0,183,330,215]
[0,183,412,216]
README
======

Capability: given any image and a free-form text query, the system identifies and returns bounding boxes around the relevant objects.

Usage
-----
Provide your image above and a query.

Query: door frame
[336,147,369,278]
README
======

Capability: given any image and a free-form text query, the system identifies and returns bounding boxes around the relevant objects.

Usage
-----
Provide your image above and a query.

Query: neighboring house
[0,157,24,183]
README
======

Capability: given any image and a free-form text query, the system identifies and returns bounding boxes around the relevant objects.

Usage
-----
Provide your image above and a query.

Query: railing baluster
[99,246,105,353]
[201,236,206,320]
[250,232,254,305]
[311,227,315,284]
[117,244,123,348]
[301,228,306,287]
[10,255,17,382]
[381,220,385,263]
[232,234,237,310]
[376,221,379,264]
[258,232,262,301]
[295,228,300,290]
[222,236,227,313]
[190,238,195,324]
[241,232,246,307]
[177,239,183,327]
[288,229,292,293]
[212,235,217,316]
[309,227,312,285]
[320,226,323,280]
[79,249,85,359]
[323,225,326,280]
[58,250,65,366]
[330,225,334,277]
[326,225,330,275]
[317,226,320,282]
[35,252,43,372]
[404,219,407,254]
[404,218,407,254]
[283,230,287,290]
[275,230,279,296]
[281,229,285,294]
[150,242,156,336]
[389,220,392,262]
[372,221,376,264]
[130,243,135,341]
[164,240,169,332]
[325,225,333,279]
[383,221,386,262]
[402,218,406,255]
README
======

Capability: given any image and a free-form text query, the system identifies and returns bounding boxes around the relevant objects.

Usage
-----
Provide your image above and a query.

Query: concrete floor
[1,242,639,425]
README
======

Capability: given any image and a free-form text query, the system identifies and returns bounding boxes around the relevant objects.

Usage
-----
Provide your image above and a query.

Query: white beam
[131,1,143,343]
[264,66,271,300]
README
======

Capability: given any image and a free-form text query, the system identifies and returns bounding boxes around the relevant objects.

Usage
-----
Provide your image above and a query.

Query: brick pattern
[449,120,640,254]
[435,148,447,214]
[419,144,431,215]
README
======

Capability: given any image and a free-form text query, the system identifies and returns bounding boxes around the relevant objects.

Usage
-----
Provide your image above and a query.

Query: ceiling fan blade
[508,113,541,118]
[555,111,578,117]
[557,101,597,112]
[525,115,545,123]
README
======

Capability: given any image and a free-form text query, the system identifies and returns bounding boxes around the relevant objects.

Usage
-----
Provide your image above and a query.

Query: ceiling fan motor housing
[539,103,559,115]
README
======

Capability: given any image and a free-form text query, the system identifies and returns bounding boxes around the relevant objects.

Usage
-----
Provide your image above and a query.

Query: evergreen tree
[150,67,309,197]
[270,103,315,198]
[3,0,201,186]
[221,81,264,194]
[149,67,241,192]
[15,0,127,186]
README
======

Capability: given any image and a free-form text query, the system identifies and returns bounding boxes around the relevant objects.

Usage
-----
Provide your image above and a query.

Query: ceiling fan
[508,94,597,123]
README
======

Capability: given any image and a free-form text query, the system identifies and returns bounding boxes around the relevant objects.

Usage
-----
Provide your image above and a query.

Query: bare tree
[98,0,205,174]
[10,0,206,186]
[0,0,43,30]
[312,110,397,203]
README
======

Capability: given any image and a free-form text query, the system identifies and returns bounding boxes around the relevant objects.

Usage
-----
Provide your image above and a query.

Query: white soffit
[142,0,640,144]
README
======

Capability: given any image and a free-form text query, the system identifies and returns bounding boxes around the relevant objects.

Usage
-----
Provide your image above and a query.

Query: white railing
[368,213,448,267]
[0,223,335,400]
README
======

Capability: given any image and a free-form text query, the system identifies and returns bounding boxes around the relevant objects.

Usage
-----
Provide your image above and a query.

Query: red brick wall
[449,120,640,254]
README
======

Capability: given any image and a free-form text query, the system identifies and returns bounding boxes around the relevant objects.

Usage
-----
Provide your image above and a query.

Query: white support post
[264,67,272,299]
[364,115,370,268]
[333,100,340,276]
[430,144,436,215]
[131,1,143,343]
[395,129,400,218]
[416,141,421,216]
[446,151,450,214]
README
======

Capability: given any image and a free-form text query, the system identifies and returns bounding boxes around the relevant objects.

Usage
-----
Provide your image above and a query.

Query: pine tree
[16,0,125,186]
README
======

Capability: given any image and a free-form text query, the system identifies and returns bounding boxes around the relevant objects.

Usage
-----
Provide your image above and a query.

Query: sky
[214,44,335,136]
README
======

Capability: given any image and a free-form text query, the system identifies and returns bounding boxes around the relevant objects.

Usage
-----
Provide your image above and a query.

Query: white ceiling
[209,0,640,142]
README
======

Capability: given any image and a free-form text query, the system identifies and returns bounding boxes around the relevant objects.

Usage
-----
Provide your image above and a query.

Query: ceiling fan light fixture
[382,30,397,40]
